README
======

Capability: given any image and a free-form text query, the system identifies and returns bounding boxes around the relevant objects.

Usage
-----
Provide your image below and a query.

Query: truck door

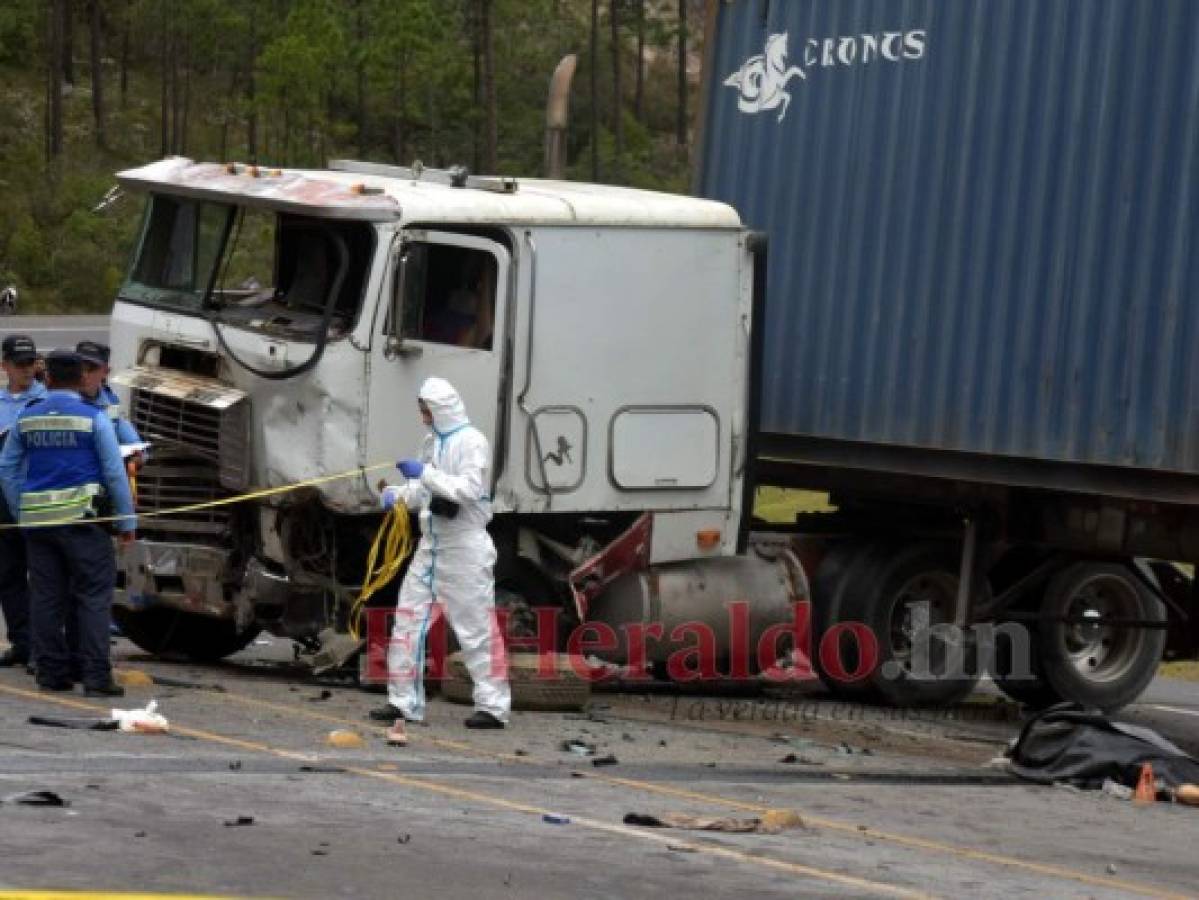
[369,230,511,483]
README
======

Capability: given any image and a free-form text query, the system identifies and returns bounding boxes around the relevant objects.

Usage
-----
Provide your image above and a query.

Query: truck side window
[397,245,496,351]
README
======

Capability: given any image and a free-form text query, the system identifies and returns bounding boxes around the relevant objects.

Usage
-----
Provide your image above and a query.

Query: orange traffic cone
[1133,762,1156,803]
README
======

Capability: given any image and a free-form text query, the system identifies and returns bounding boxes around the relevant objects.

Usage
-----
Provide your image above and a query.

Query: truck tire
[113,607,261,662]
[440,651,591,711]
[836,542,982,708]
[1034,562,1165,712]
[811,540,888,698]
[991,622,1062,709]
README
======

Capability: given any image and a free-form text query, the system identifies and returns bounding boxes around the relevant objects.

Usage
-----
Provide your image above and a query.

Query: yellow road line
[201,685,1191,900]
[0,893,244,899]
[0,684,924,900]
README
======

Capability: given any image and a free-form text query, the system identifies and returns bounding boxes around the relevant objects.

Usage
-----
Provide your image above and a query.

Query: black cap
[45,349,83,382]
[2,335,37,363]
[75,340,110,366]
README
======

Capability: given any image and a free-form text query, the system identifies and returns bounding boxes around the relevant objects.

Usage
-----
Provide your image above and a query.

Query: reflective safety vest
[16,395,105,526]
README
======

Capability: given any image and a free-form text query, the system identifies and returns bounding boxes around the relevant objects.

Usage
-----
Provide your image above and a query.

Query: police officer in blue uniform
[76,341,145,451]
[0,350,136,695]
[0,335,47,668]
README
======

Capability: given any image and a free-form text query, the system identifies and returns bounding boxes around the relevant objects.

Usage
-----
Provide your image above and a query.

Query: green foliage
[0,0,701,313]
[0,0,38,65]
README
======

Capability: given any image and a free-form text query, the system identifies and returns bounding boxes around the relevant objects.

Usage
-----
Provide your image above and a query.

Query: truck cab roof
[117,157,743,230]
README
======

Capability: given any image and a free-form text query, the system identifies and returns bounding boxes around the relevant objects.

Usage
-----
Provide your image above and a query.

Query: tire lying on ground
[113,607,261,662]
[1032,561,1166,712]
[834,542,982,708]
[440,651,591,711]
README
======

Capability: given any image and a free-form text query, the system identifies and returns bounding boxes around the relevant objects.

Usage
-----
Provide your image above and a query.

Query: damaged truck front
[107,158,796,669]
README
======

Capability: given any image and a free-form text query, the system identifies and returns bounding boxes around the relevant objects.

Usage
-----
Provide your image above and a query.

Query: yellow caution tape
[0,458,418,630]
[0,461,395,530]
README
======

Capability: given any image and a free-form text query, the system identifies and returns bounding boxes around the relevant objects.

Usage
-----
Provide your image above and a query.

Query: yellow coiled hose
[349,505,415,639]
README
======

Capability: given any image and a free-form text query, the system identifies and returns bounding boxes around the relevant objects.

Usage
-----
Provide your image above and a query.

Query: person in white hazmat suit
[369,377,511,733]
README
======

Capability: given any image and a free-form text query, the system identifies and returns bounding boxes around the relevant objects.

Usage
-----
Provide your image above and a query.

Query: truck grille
[130,388,250,490]
[135,454,234,543]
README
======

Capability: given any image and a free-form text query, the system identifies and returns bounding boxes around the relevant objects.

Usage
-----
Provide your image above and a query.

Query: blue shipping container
[698,0,1199,479]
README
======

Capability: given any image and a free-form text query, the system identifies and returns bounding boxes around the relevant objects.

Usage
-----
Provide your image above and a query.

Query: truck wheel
[1035,562,1165,712]
[991,622,1062,709]
[837,543,981,708]
[113,608,261,662]
[811,541,888,698]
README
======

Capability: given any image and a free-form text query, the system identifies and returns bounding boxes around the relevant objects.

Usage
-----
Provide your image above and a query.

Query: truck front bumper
[115,540,235,620]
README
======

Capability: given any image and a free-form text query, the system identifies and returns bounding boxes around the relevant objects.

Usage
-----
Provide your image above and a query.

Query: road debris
[1178,784,1199,807]
[1101,778,1133,801]
[592,754,619,767]
[114,669,154,687]
[299,765,346,774]
[542,813,571,825]
[28,715,118,731]
[561,739,596,757]
[150,675,226,692]
[326,729,366,749]
[2,790,69,807]
[308,690,333,703]
[623,808,803,834]
[111,701,170,734]
[224,816,254,827]
[397,834,411,844]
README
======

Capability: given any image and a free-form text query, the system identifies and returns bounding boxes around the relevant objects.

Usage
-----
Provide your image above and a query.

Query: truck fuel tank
[585,538,808,669]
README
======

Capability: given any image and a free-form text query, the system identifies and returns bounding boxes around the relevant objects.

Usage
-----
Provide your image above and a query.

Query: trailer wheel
[837,543,982,708]
[113,607,261,662]
[1035,562,1165,712]
[991,623,1062,709]
[811,541,888,698]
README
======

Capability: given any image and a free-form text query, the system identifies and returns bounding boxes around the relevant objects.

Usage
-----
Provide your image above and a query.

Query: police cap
[76,340,111,367]
[45,349,83,382]
[1,335,37,363]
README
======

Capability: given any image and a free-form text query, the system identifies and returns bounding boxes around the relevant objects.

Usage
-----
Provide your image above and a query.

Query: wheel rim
[1055,573,1144,685]
[887,570,959,677]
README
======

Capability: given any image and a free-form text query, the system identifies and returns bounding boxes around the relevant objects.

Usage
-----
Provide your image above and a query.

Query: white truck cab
[107,158,801,665]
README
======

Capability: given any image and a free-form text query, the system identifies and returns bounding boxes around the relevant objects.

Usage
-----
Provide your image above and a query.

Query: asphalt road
[0,641,1196,899]
[0,314,110,353]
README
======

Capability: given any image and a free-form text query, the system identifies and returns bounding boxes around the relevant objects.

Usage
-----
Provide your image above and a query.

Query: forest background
[0,0,706,312]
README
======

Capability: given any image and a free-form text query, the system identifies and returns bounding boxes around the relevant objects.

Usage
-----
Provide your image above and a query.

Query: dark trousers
[25,524,115,687]
[0,494,30,656]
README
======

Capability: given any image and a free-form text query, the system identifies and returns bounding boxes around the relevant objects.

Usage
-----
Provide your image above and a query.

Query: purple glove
[380,486,402,510]
[397,458,424,479]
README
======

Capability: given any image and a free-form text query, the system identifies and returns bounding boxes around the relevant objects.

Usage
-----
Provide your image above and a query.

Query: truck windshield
[120,193,376,338]
[123,194,232,310]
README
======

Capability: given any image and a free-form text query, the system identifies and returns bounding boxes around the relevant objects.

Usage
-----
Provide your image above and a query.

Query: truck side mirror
[385,246,423,359]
